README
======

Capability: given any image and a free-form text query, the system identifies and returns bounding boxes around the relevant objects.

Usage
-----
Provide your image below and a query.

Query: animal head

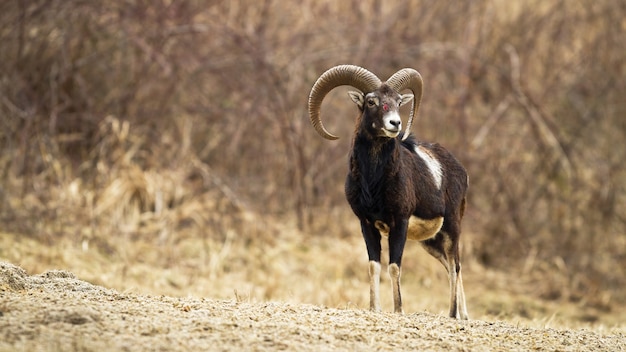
[347,84,414,139]
[308,65,423,141]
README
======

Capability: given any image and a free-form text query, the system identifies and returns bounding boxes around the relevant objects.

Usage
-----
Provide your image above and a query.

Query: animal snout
[383,111,402,133]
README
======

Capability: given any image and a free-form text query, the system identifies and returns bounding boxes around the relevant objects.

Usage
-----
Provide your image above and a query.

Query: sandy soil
[1,262,624,351]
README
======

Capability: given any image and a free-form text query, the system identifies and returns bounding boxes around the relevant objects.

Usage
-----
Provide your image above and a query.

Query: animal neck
[354,130,398,157]
[351,133,400,181]
[349,133,399,216]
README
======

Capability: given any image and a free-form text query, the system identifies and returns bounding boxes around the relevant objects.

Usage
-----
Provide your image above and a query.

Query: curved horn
[385,69,423,141]
[308,65,382,140]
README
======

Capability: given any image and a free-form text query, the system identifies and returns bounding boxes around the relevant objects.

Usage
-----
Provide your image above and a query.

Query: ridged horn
[385,69,423,141]
[308,65,382,140]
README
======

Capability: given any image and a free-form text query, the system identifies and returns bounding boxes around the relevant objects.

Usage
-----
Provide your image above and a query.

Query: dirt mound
[0,261,623,351]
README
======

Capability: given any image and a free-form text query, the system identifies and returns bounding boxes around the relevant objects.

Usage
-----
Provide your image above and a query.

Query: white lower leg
[368,261,381,312]
[389,263,403,314]
[448,265,458,318]
[457,270,469,319]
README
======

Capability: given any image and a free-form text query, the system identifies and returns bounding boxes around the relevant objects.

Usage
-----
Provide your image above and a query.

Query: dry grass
[1,221,623,331]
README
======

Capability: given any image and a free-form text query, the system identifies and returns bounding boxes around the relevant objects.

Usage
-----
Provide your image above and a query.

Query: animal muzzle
[382,111,402,137]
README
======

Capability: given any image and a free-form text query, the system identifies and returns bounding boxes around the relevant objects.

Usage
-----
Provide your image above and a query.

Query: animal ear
[400,93,414,106]
[348,91,365,109]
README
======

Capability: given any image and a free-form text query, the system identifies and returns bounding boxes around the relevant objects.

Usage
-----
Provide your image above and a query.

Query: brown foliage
[1,0,625,306]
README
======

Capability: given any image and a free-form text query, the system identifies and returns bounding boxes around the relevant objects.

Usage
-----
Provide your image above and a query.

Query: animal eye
[367,99,376,106]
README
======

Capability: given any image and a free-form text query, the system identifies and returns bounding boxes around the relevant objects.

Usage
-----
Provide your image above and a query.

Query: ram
[308,65,469,319]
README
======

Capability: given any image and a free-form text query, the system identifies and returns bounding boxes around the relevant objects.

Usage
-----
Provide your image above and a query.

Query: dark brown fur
[345,86,469,318]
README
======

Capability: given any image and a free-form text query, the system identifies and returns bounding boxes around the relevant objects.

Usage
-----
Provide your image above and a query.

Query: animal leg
[389,263,403,313]
[368,261,381,312]
[361,220,382,312]
[445,255,459,319]
[456,267,469,319]
[421,234,468,319]
[443,235,469,320]
[388,219,408,314]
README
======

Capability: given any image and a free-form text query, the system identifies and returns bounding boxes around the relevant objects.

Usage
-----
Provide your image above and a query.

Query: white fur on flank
[414,145,443,189]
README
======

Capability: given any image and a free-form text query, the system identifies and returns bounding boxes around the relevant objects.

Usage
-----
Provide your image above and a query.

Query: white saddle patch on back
[413,145,443,189]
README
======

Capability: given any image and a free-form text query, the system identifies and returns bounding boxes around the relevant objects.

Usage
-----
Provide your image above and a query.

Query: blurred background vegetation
[1,0,625,324]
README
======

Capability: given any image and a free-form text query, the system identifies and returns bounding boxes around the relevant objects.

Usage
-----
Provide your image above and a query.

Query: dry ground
[1,262,624,351]
[1,223,625,352]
